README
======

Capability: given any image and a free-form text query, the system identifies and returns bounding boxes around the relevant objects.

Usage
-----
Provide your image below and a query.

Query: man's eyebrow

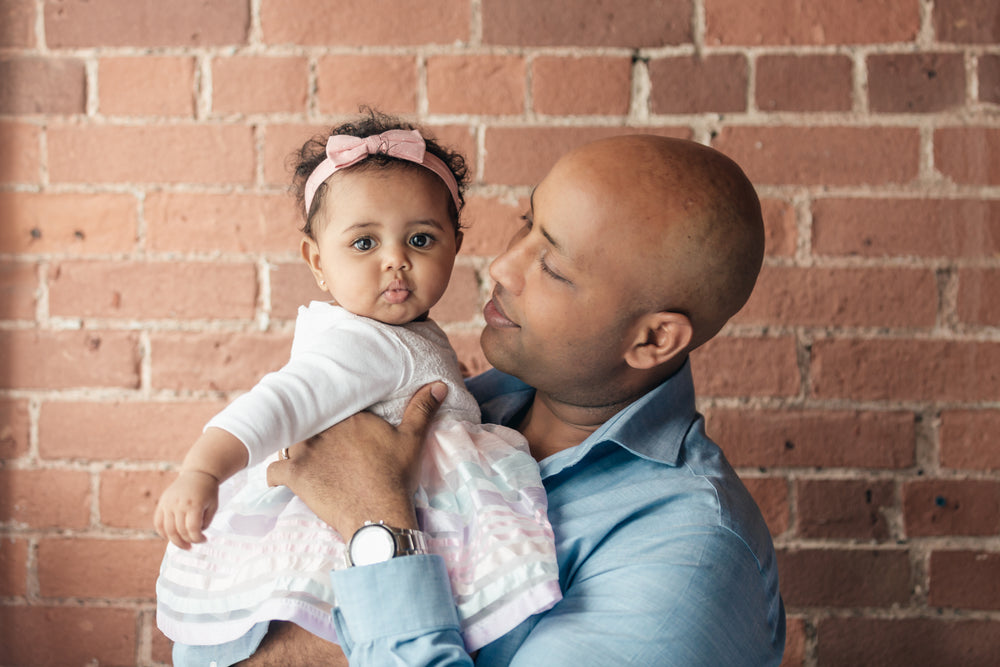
[540,225,563,253]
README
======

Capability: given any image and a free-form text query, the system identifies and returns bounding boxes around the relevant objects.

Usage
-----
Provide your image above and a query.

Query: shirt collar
[467,361,698,476]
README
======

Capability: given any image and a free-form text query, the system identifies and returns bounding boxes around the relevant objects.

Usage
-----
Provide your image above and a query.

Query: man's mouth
[483,293,519,328]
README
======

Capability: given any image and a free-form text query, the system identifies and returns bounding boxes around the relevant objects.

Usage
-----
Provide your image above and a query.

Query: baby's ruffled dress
[156,302,561,651]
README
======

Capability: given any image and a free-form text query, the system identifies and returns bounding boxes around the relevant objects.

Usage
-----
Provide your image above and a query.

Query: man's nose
[488,233,529,294]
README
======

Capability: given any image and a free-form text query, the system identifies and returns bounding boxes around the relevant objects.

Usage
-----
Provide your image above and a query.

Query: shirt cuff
[331,554,461,647]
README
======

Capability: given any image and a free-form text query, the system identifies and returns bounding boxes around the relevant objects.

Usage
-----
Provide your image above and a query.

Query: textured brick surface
[150,332,293,392]
[99,56,196,117]
[705,0,920,45]
[37,537,162,598]
[0,330,140,390]
[868,53,966,112]
[0,262,37,320]
[980,55,1000,103]
[935,127,1000,184]
[0,0,35,48]
[691,336,801,398]
[482,0,691,47]
[0,57,86,114]
[649,55,748,113]
[213,56,309,114]
[934,0,1000,43]
[756,54,853,112]
[0,191,137,254]
[317,55,418,115]
[0,121,41,183]
[796,479,894,540]
[0,469,91,528]
[940,410,1000,470]
[929,550,1000,610]
[818,617,1000,665]
[0,606,138,666]
[778,548,911,607]
[532,56,632,115]
[427,55,526,115]
[903,479,1000,537]
[958,269,1000,326]
[45,0,250,47]
[0,399,30,459]
[0,536,28,596]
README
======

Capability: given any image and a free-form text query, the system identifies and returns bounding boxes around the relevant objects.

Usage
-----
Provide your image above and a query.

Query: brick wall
[0,1,997,665]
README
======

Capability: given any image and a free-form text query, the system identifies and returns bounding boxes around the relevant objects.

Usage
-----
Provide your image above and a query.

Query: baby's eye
[409,233,434,248]
[352,237,376,251]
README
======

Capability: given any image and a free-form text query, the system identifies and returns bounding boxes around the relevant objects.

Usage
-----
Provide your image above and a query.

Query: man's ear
[623,311,694,371]
[300,236,328,292]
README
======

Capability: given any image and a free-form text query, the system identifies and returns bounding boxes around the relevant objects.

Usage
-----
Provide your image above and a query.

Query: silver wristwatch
[347,521,428,567]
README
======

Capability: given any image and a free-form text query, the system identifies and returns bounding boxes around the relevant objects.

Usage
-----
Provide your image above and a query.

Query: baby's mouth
[382,280,411,304]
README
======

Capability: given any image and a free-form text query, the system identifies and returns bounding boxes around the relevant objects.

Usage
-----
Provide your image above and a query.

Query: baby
[154,111,561,659]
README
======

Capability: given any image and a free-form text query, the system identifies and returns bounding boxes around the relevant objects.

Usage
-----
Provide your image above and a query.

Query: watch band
[386,524,428,557]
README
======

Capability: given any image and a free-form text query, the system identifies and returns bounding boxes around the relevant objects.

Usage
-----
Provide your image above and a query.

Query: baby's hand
[154,470,221,550]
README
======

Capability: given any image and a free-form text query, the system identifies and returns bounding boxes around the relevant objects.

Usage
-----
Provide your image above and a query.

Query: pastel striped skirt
[156,418,561,651]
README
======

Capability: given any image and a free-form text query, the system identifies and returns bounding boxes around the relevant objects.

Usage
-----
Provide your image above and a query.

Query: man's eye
[409,233,434,248]
[352,238,376,251]
[539,257,570,284]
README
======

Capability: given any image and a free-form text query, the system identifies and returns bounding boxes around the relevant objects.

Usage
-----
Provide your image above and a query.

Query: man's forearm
[237,622,348,667]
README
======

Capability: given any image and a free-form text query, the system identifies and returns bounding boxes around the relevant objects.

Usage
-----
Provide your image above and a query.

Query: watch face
[349,524,396,566]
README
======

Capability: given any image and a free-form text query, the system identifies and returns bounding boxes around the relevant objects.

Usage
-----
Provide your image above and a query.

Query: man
[213,135,785,665]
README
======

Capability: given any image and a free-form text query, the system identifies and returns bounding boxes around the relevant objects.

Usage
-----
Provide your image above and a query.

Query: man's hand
[266,382,447,538]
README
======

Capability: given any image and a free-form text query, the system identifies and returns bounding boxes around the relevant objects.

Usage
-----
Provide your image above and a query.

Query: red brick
[903,479,1000,537]
[152,622,173,663]
[936,127,1000,185]
[712,126,920,186]
[868,53,966,113]
[261,122,328,187]
[761,198,796,257]
[427,55,525,115]
[0,57,86,114]
[45,0,249,47]
[423,124,480,183]
[0,399,30,459]
[213,56,308,114]
[703,408,915,469]
[980,55,1000,104]
[0,605,137,666]
[146,192,301,254]
[532,56,632,115]
[460,195,528,257]
[483,126,690,186]
[820,618,1000,665]
[934,0,1000,43]
[48,260,258,320]
[0,191,137,254]
[151,332,293,392]
[0,537,28,597]
[0,261,37,319]
[0,469,91,528]
[261,0,468,45]
[705,0,920,45]
[39,400,223,462]
[38,538,162,599]
[99,56,196,117]
[649,55,747,113]
[813,198,1000,259]
[781,616,806,667]
[317,55,418,115]
[0,330,140,390]
[741,476,789,536]
[796,479,894,541]
[691,336,800,398]
[958,269,1000,326]
[47,124,255,185]
[812,339,1000,402]
[941,410,1000,471]
[269,261,327,321]
[777,547,911,607]
[448,330,491,377]
[0,121,41,183]
[930,550,1000,610]
[0,0,35,48]
[431,264,481,326]
[482,0,691,47]
[756,55,853,112]
[736,266,937,328]
[99,469,174,529]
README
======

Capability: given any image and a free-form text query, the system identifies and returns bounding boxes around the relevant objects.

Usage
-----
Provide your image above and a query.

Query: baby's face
[302,165,461,325]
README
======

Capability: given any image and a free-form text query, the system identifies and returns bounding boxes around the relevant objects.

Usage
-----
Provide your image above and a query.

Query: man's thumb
[402,382,447,431]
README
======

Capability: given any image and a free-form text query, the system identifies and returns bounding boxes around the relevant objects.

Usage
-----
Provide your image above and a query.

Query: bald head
[551,135,764,349]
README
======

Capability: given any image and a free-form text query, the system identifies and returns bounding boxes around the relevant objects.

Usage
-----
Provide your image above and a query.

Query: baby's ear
[300,236,327,291]
[454,229,464,253]
[623,312,693,370]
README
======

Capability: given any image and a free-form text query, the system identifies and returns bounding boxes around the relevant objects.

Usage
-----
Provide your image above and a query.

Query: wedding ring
[279,447,290,461]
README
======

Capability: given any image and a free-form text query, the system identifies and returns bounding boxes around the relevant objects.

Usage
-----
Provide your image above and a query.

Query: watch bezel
[348,522,397,567]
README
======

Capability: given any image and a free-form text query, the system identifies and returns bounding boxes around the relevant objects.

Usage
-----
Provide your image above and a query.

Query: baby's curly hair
[291,107,469,238]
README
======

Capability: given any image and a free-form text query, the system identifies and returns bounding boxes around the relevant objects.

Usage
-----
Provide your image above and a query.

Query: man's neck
[517,392,631,462]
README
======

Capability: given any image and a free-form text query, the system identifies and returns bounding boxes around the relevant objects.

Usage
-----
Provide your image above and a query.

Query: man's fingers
[266,457,289,488]
[399,382,446,436]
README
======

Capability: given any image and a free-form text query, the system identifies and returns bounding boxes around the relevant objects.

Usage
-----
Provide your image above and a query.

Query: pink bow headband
[303,129,461,217]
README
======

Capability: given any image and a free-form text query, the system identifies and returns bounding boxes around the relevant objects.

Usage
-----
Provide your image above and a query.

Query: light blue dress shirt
[174,361,785,666]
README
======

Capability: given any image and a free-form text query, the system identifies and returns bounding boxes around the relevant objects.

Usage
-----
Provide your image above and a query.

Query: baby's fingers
[161,509,193,550]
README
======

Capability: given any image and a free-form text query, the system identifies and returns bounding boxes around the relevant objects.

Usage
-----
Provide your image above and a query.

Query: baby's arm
[154,427,249,550]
